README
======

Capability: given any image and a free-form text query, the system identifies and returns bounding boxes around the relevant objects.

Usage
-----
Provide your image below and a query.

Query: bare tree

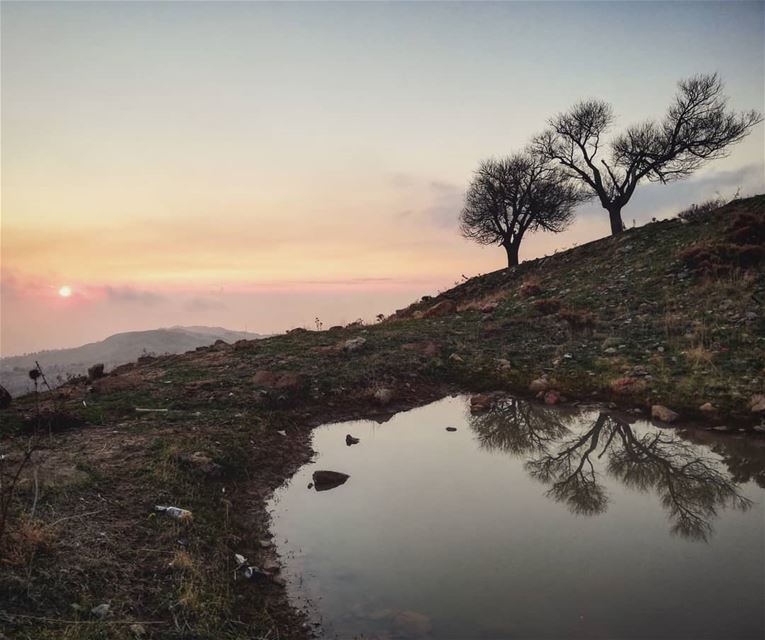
[534,73,762,235]
[459,152,585,267]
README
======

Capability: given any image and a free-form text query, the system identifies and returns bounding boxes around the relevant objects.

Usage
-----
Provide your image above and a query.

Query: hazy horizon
[2,1,763,356]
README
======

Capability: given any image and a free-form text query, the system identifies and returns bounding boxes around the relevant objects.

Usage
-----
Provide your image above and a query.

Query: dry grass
[1,516,54,568]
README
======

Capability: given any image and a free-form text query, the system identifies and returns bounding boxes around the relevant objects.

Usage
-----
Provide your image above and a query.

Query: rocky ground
[0,196,763,639]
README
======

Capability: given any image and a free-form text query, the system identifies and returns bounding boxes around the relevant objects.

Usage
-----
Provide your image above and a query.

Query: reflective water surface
[268,396,765,639]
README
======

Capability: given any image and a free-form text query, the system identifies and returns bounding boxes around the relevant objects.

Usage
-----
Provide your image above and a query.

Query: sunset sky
[2,1,763,355]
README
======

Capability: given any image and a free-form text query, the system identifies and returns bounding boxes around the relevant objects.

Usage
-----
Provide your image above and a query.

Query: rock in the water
[0,385,11,409]
[373,388,393,405]
[469,394,494,413]
[312,470,350,491]
[422,299,456,318]
[343,337,367,352]
[445,427,457,432]
[529,377,549,393]
[699,402,715,412]
[750,394,765,413]
[345,434,360,446]
[651,405,679,423]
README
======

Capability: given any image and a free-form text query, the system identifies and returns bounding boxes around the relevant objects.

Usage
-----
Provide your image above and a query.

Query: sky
[1,1,763,356]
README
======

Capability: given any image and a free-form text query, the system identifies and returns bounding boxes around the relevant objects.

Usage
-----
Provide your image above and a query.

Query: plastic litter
[154,505,193,521]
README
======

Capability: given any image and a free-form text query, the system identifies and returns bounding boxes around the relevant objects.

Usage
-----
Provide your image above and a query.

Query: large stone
[651,405,679,423]
[312,470,350,491]
[343,337,367,352]
[469,394,495,413]
[699,402,715,412]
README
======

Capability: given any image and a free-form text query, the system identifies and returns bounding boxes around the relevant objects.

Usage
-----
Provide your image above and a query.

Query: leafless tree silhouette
[459,152,586,267]
[534,73,762,235]
[470,403,752,540]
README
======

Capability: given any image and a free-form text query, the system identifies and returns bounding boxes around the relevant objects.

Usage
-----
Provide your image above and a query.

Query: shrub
[677,197,726,222]
[519,279,542,298]
[87,363,105,381]
[558,308,596,331]
[532,298,561,315]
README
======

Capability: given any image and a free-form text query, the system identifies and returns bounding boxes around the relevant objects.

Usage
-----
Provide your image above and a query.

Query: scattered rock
[712,425,730,432]
[373,388,394,405]
[262,558,280,573]
[0,385,11,410]
[345,434,360,446]
[90,604,110,619]
[469,394,494,413]
[312,470,350,491]
[699,402,715,412]
[343,337,367,352]
[259,539,272,549]
[750,394,765,413]
[445,427,457,432]
[603,347,617,355]
[449,353,464,363]
[176,451,222,477]
[422,299,456,318]
[129,623,146,637]
[609,377,647,395]
[496,358,512,371]
[479,301,498,313]
[529,377,549,393]
[651,405,679,423]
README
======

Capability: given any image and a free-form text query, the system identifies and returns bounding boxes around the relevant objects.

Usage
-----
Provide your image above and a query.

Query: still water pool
[268,396,765,639]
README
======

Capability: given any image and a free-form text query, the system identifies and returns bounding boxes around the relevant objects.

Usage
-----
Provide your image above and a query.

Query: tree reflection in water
[470,399,753,541]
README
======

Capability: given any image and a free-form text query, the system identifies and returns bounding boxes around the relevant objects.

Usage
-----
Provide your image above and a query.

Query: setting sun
[58,286,72,298]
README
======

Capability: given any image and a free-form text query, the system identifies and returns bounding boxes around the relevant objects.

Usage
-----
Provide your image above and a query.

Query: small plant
[314,317,323,331]
[376,313,386,323]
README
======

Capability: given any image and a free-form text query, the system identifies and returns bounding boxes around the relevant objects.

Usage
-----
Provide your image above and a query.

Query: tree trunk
[608,206,625,235]
[504,242,520,268]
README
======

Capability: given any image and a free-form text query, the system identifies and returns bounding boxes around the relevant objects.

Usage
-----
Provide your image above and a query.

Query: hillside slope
[0,196,763,640]
[0,326,264,396]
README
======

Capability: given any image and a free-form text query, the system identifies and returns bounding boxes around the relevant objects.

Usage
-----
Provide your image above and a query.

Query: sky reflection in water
[269,396,765,640]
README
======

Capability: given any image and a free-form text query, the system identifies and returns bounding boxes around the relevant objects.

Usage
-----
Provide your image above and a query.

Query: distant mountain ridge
[0,326,264,397]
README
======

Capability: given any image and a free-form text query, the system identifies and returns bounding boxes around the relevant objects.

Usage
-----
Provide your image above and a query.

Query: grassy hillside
[0,196,763,639]
[0,327,264,397]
